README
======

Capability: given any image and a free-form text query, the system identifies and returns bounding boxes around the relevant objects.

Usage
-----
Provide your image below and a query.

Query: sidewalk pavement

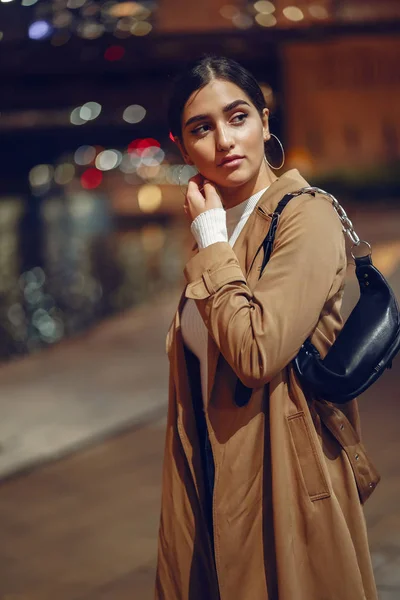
[0,289,179,479]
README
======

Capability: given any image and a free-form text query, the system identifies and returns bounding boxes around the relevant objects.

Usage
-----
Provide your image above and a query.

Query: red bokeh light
[128,138,161,154]
[104,45,125,62]
[81,168,103,189]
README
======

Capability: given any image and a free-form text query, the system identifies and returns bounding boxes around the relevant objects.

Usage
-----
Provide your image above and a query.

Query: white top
[181,186,269,405]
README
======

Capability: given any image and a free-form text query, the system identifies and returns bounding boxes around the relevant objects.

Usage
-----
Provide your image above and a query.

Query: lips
[218,155,244,166]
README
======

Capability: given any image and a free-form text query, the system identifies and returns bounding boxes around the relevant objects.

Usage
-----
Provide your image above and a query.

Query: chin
[218,170,254,188]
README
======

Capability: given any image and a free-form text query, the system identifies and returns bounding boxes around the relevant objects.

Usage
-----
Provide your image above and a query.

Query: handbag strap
[259,191,296,278]
[258,186,370,279]
[236,186,365,406]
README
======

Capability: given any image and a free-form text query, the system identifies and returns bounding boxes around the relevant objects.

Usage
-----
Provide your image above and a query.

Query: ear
[261,108,270,142]
[174,137,194,166]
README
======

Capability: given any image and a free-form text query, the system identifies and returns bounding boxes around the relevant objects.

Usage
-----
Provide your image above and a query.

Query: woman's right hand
[184,174,223,222]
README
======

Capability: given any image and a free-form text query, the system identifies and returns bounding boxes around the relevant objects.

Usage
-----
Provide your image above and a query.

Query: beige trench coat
[155,169,381,600]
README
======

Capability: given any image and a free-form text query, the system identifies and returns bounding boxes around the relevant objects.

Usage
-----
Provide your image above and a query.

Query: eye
[191,123,211,135]
[231,112,248,124]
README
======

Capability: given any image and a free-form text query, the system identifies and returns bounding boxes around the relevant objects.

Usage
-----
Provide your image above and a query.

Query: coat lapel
[231,169,309,276]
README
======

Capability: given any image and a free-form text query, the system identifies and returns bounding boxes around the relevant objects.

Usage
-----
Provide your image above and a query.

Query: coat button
[355,453,359,460]
[340,423,344,430]
[369,482,375,489]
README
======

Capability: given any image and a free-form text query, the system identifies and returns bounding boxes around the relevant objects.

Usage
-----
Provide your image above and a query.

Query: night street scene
[0,1,399,598]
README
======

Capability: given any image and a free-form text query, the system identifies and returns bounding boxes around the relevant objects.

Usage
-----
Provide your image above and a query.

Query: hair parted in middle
[167,55,268,140]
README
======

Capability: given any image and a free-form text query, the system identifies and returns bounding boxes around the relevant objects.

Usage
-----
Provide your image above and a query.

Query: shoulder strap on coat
[259,187,320,280]
[236,187,319,406]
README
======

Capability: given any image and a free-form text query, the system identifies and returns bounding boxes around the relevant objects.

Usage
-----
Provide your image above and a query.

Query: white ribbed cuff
[190,208,228,249]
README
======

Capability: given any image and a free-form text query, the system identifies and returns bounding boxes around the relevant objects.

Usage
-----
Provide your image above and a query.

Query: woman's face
[177,79,269,190]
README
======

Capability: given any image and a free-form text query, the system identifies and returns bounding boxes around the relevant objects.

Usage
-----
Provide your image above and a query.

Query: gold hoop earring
[264,133,285,170]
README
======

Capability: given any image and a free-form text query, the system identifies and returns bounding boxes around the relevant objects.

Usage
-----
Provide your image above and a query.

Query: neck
[219,162,278,209]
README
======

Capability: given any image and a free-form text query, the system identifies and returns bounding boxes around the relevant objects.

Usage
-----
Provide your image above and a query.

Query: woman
[155,55,380,600]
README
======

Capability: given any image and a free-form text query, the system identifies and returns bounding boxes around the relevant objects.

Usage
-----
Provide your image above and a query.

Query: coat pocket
[287,411,331,501]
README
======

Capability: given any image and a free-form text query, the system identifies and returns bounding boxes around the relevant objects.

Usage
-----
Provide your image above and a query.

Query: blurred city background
[0,0,399,598]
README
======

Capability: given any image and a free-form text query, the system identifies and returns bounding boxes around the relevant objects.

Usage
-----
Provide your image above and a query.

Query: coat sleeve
[183,193,346,388]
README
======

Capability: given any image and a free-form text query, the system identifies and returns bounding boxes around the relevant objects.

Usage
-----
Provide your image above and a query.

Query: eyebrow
[183,99,251,129]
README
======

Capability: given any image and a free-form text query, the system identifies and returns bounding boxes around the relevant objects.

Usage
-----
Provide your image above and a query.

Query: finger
[187,177,203,193]
[188,173,204,187]
[183,205,192,223]
[202,179,223,208]
[187,180,206,207]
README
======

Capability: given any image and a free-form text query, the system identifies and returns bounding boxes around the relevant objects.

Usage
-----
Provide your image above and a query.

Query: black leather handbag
[235,186,400,405]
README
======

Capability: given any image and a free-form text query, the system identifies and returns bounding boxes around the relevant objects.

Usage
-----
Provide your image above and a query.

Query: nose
[215,123,234,152]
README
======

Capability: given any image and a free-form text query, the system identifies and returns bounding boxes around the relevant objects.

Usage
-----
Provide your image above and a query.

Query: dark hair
[168,55,267,139]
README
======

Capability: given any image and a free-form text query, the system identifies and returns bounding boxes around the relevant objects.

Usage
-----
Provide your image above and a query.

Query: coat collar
[233,168,309,275]
[188,168,310,275]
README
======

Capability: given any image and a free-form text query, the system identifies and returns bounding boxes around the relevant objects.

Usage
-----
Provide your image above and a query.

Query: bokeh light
[119,153,141,173]
[283,6,305,21]
[29,164,53,187]
[80,168,103,189]
[256,13,277,26]
[254,1,275,15]
[122,104,146,124]
[165,165,180,185]
[130,21,152,36]
[77,22,105,39]
[74,145,96,166]
[232,13,253,29]
[116,17,135,31]
[52,11,73,28]
[128,138,161,154]
[108,2,151,19]
[70,102,101,125]
[136,164,161,180]
[219,5,240,20]
[141,146,165,167]
[137,184,162,213]
[28,21,53,40]
[95,150,122,171]
[178,164,197,185]
[54,163,75,185]
[70,107,86,126]
[309,5,329,19]
[80,101,102,121]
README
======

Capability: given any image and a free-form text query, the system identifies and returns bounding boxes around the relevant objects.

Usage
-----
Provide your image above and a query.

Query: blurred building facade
[283,34,400,173]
